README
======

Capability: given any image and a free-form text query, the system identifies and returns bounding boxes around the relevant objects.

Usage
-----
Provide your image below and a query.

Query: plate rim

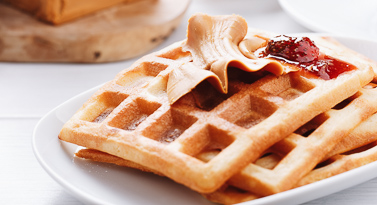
[32,84,108,205]
[278,0,377,43]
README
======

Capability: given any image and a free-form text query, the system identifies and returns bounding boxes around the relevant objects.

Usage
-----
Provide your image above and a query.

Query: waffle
[203,84,377,204]
[59,13,375,196]
[76,84,377,204]
[225,86,377,194]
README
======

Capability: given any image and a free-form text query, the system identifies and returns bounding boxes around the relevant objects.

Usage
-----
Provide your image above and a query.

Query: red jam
[298,55,356,80]
[262,35,356,80]
[265,35,319,63]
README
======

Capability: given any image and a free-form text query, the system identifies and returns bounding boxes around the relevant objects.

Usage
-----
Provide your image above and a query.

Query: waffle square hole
[314,157,337,169]
[294,113,329,137]
[341,142,377,156]
[116,61,168,88]
[254,152,282,170]
[333,92,359,110]
[193,125,236,162]
[315,142,377,170]
[219,95,278,129]
[142,108,197,143]
[190,80,240,111]
[93,108,113,123]
[88,92,128,123]
[260,73,315,101]
[108,98,161,131]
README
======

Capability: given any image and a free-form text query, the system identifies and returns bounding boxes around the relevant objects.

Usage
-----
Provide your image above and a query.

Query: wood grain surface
[0,0,190,63]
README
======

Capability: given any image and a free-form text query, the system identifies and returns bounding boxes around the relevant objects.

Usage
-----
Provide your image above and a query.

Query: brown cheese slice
[167,13,289,104]
[0,0,138,24]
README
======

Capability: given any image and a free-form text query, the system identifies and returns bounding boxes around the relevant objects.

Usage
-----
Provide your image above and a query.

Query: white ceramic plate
[279,0,377,41]
[33,35,377,205]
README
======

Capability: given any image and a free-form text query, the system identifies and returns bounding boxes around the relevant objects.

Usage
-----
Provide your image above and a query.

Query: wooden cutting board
[0,0,190,63]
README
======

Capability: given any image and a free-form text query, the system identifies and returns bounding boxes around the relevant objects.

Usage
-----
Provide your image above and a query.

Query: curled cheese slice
[167,13,288,104]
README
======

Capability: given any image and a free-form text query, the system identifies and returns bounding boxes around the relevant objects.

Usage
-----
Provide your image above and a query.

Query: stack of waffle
[59,13,377,204]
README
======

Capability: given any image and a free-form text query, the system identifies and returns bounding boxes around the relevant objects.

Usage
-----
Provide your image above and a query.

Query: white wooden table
[2,0,377,204]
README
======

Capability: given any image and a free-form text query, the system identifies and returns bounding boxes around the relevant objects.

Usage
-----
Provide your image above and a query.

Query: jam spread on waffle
[265,35,319,63]
[298,55,357,80]
[262,35,356,80]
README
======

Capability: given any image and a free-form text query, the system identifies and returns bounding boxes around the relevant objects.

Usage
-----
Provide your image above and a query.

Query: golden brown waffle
[225,87,377,196]
[76,84,377,204]
[76,148,164,176]
[202,86,377,204]
[297,141,377,187]
[59,14,375,195]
